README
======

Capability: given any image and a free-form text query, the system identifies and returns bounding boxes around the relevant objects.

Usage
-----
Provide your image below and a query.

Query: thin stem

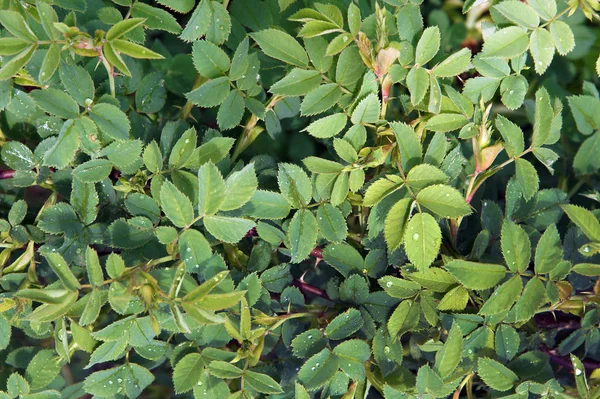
[100,50,116,98]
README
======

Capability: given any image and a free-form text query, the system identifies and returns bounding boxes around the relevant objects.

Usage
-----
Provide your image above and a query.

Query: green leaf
[501,221,531,273]
[73,159,113,183]
[300,83,342,116]
[192,40,230,79]
[204,216,255,243]
[529,28,554,74]
[106,17,145,41]
[244,371,283,394]
[112,40,165,60]
[432,48,471,77]
[197,162,226,216]
[406,164,449,191]
[270,68,321,97]
[71,180,98,225]
[435,324,463,378]
[560,204,600,241]
[0,37,30,55]
[335,46,364,88]
[495,115,524,157]
[416,185,471,218]
[570,354,590,399]
[514,277,546,321]
[186,77,230,108]
[333,339,370,379]
[407,66,429,105]
[59,64,94,107]
[415,26,440,65]
[477,357,518,391]
[425,114,469,132]
[529,0,557,20]
[549,20,575,56]
[514,158,539,201]
[131,2,182,34]
[135,71,166,113]
[532,87,553,147]
[479,275,522,315]
[278,163,312,208]
[180,0,211,41]
[250,29,308,67]
[86,339,128,369]
[572,263,600,276]
[379,276,421,299]
[444,260,506,290]
[240,190,291,220]
[143,141,162,173]
[39,44,61,83]
[287,209,318,263]
[567,95,600,136]
[89,103,130,141]
[0,45,35,80]
[179,229,212,272]
[173,353,204,394]
[494,1,540,28]
[384,198,413,252]
[304,113,347,139]
[160,180,194,228]
[481,27,529,59]
[30,89,79,119]
[324,308,363,340]
[574,132,600,175]
[388,300,420,337]
[221,163,258,211]
[42,253,80,290]
[362,175,403,207]
[392,122,422,172]
[0,11,37,41]
[404,213,442,270]
[43,120,79,169]
[495,325,520,362]
[316,203,347,243]
[207,361,243,378]
[25,350,61,390]
[396,5,423,41]
[1,142,34,170]
[322,243,363,277]
[351,94,380,125]
[298,349,339,391]
[534,224,563,274]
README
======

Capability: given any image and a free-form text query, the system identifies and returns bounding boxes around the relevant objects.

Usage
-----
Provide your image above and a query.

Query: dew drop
[412,233,419,241]
[575,368,582,376]
[386,281,393,288]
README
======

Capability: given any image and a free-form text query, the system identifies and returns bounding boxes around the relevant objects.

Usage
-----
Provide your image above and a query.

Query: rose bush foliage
[0,0,600,398]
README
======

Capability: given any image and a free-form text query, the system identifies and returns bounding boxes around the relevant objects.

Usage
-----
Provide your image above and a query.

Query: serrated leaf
[287,209,318,263]
[435,324,463,378]
[160,180,194,228]
[240,190,291,220]
[415,26,440,65]
[416,185,471,218]
[186,77,230,108]
[479,275,522,315]
[534,224,563,274]
[494,1,540,28]
[197,162,225,216]
[495,115,524,157]
[404,213,442,270]
[529,28,554,74]
[59,64,94,107]
[407,66,429,105]
[396,5,423,41]
[221,163,257,211]
[477,357,518,391]
[173,353,204,394]
[514,277,546,321]
[501,221,531,273]
[270,68,321,96]
[180,0,211,41]
[278,163,312,208]
[481,27,529,59]
[514,158,538,201]
[317,203,347,243]
[244,371,283,394]
[388,300,420,337]
[250,29,308,67]
[444,260,506,290]
[549,20,575,56]
[89,103,130,141]
[351,93,380,124]
[300,83,342,116]
[298,349,339,391]
[384,198,413,252]
[192,40,230,79]
[0,11,37,41]
[432,48,471,77]
[204,216,255,243]
[304,113,347,139]
[495,325,520,362]
[30,89,79,119]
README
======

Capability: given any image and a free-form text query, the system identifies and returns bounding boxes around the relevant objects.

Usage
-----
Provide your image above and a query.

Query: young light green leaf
[481,27,529,59]
[197,162,226,216]
[415,26,440,65]
[477,357,518,391]
[160,180,194,228]
[514,158,539,201]
[501,221,531,273]
[384,198,413,252]
[560,204,600,241]
[287,209,318,263]
[494,1,540,28]
[204,216,255,243]
[434,324,463,378]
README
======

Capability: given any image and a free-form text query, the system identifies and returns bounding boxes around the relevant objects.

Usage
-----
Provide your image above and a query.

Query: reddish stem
[0,170,15,180]
[293,279,329,300]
